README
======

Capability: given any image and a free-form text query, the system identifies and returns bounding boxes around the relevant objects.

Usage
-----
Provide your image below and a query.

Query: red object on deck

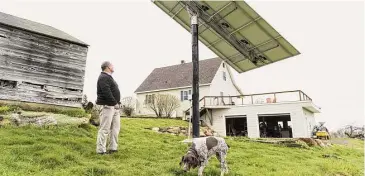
[266,98,272,103]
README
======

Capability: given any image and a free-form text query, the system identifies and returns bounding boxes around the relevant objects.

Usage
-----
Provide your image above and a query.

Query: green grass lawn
[0,118,363,176]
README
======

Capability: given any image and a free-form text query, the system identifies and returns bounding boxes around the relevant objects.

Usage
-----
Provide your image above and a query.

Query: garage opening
[226,115,247,137]
[258,114,292,138]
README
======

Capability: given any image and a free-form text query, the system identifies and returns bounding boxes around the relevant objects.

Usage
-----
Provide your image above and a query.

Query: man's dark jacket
[96,72,120,106]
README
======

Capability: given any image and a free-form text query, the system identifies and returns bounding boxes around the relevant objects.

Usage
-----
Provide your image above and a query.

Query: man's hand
[114,104,121,109]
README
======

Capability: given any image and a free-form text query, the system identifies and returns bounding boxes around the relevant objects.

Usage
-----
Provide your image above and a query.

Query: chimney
[181,60,185,64]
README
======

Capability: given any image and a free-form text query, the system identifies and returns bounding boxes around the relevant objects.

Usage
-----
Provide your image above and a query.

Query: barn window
[0,79,17,88]
[223,63,225,68]
[223,71,227,81]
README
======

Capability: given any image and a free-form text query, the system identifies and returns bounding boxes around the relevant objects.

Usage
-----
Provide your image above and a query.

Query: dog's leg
[217,152,228,176]
[198,160,208,176]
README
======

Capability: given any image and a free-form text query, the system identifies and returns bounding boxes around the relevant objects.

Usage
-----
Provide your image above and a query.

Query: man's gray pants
[96,105,120,153]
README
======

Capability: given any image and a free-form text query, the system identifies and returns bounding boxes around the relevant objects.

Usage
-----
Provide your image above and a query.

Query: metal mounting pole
[187,7,200,138]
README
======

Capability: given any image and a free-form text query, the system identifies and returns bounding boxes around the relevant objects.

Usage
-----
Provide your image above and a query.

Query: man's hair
[101,61,111,71]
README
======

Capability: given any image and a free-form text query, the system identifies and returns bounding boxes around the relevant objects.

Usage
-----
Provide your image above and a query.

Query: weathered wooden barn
[0,12,89,107]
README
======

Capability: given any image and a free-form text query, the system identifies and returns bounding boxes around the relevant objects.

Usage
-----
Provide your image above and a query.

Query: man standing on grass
[96,61,121,155]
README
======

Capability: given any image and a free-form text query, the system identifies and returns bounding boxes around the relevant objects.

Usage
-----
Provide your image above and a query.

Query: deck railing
[201,90,312,107]
[184,90,313,117]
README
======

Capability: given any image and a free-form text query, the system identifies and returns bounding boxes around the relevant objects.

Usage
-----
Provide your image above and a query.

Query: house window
[180,90,190,101]
[184,91,188,100]
[223,71,226,81]
[223,63,225,68]
[145,94,155,104]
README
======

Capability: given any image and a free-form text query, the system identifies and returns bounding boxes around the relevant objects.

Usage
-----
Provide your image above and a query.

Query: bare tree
[120,96,135,117]
[330,128,346,138]
[162,94,180,118]
[344,125,364,139]
[146,94,180,118]
[146,94,163,117]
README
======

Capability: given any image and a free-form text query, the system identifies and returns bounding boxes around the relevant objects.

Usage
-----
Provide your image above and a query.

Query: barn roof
[0,11,88,46]
[135,57,222,93]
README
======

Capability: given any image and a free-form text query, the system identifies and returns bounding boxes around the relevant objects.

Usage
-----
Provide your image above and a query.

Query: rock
[10,113,57,127]
[0,116,3,121]
[299,138,318,146]
[11,113,21,126]
[152,127,159,132]
[167,127,180,134]
[322,154,341,159]
[159,127,168,132]
[204,130,213,136]
[200,131,206,137]
[35,116,57,126]
[314,139,326,147]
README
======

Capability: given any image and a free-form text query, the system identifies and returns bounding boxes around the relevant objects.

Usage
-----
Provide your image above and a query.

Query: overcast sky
[0,0,363,130]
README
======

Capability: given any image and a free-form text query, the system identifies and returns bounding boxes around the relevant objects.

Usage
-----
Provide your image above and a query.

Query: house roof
[135,57,222,93]
[0,11,88,46]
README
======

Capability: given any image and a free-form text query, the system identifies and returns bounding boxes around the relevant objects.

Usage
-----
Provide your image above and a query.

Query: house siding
[303,108,316,137]
[209,62,240,97]
[208,102,314,138]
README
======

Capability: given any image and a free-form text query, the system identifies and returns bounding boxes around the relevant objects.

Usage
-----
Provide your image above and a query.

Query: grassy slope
[0,118,363,176]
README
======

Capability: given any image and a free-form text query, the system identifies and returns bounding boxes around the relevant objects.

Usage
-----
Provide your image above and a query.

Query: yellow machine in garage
[312,122,330,140]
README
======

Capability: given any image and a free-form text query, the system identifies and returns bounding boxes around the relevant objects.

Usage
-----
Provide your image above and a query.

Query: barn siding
[0,24,88,107]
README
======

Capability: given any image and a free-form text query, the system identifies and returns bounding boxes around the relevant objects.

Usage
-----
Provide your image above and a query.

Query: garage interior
[226,115,247,137]
[258,114,292,138]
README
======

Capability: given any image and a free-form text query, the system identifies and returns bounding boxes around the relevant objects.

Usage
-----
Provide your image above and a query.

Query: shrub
[0,106,10,114]
[120,97,136,117]
[89,108,100,126]
[84,102,94,113]
[122,106,134,117]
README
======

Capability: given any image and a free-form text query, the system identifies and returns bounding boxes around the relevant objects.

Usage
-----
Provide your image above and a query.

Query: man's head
[101,61,114,74]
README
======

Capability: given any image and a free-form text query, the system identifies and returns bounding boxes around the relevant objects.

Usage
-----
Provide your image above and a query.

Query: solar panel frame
[152,0,300,73]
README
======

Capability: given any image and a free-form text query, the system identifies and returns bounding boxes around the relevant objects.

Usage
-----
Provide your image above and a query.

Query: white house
[134,57,243,117]
[135,58,321,138]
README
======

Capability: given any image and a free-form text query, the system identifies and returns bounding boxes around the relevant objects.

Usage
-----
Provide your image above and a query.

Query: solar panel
[152,0,300,73]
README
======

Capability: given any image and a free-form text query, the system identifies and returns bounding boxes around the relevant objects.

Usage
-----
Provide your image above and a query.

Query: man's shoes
[107,150,118,154]
[97,150,117,155]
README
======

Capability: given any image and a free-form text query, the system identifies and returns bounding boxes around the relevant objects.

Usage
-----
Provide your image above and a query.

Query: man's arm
[99,77,117,105]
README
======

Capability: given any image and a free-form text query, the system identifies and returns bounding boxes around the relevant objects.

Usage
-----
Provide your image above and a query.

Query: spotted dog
[179,136,230,176]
